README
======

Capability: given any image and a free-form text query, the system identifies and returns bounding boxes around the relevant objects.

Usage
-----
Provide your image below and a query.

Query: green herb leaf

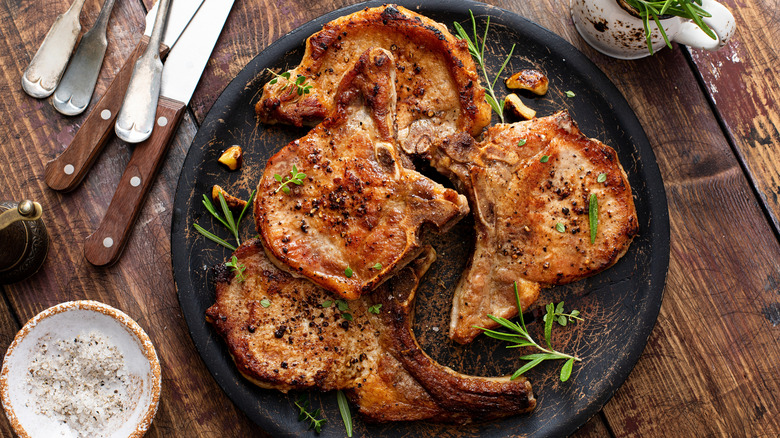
[322,300,333,308]
[266,69,312,96]
[589,193,598,244]
[337,390,353,437]
[371,262,382,270]
[275,164,307,194]
[555,222,565,233]
[518,139,527,146]
[225,255,247,282]
[540,155,550,163]
[597,173,607,183]
[565,90,576,98]
[260,299,271,308]
[194,189,253,250]
[294,394,327,433]
[511,357,546,379]
[368,304,382,314]
[561,357,575,382]
[193,223,237,251]
[342,313,353,321]
[544,303,554,348]
[558,315,568,326]
[336,300,349,312]
[344,267,354,278]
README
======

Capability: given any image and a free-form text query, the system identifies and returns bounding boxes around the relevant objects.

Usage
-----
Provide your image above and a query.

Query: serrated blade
[159,0,233,105]
[144,0,205,49]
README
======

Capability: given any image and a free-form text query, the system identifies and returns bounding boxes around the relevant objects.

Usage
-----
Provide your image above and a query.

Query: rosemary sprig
[225,255,246,282]
[274,164,306,194]
[193,190,256,251]
[622,0,715,54]
[294,394,326,433]
[589,193,598,244]
[337,390,353,437]
[543,301,583,327]
[266,68,313,96]
[474,282,582,382]
[453,10,516,123]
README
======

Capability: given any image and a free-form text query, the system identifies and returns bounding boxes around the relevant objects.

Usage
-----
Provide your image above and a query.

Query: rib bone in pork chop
[205,240,536,423]
[255,48,469,300]
[429,111,639,344]
[255,4,491,156]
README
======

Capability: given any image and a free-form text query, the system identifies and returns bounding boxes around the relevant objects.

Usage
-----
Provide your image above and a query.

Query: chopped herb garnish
[555,222,565,233]
[371,262,382,270]
[193,190,256,251]
[543,301,583,327]
[344,267,354,278]
[335,300,349,312]
[453,11,516,123]
[294,394,326,433]
[368,304,382,314]
[342,313,353,321]
[518,139,527,146]
[267,68,313,96]
[565,90,576,98]
[597,173,607,183]
[337,390,353,437]
[474,282,582,382]
[274,164,306,195]
[589,193,598,244]
[322,300,333,308]
[260,299,271,308]
[540,155,550,163]
[225,255,246,282]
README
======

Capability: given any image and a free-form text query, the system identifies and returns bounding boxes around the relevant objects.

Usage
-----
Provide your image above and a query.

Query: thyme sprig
[266,68,313,96]
[274,164,306,194]
[622,0,716,54]
[475,282,582,382]
[193,190,255,251]
[453,10,516,123]
[294,394,326,433]
[543,301,583,327]
[225,255,246,282]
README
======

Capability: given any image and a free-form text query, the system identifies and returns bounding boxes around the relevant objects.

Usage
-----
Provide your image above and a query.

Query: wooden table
[1,0,778,436]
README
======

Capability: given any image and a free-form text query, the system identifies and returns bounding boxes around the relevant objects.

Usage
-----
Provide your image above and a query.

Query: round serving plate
[171,1,670,436]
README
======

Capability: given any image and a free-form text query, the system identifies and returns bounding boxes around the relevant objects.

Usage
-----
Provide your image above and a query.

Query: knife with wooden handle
[84,0,235,266]
[44,0,204,192]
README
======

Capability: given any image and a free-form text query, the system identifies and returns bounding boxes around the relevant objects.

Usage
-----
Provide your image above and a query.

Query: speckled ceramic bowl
[0,301,161,438]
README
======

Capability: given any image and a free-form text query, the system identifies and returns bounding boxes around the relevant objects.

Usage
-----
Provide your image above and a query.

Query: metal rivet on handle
[64,164,75,175]
[130,176,141,187]
[157,116,168,127]
[100,109,111,120]
[103,237,114,248]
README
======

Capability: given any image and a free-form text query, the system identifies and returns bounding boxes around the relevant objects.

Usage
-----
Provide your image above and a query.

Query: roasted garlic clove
[218,145,243,170]
[505,94,536,120]
[212,185,247,210]
[505,69,549,95]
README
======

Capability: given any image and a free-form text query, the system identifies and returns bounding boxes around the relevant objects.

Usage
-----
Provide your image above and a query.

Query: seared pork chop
[255,48,469,300]
[255,4,491,156]
[206,241,536,423]
[430,111,639,344]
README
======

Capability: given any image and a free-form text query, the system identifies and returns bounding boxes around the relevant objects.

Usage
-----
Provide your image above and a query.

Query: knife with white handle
[21,0,87,98]
[84,0,235,266]
[44,0,204,192]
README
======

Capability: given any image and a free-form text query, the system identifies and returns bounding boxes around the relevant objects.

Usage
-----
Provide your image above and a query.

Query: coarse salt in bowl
[0,300,162,438]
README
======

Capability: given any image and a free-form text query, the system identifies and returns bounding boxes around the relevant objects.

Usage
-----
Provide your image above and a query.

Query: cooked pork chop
[206,241,536,423]
[430,111,639,344]
[255,4,491,156]
[255,48,468,300]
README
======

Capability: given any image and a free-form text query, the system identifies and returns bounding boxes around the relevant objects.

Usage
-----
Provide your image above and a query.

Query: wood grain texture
[1,0,779,437]
[687,0,780,234]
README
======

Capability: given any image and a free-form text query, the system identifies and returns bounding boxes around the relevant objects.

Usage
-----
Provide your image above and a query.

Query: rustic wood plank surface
[0,0,778,437]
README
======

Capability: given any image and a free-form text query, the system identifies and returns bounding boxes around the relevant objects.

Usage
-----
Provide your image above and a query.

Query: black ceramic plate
[172,1,670,436]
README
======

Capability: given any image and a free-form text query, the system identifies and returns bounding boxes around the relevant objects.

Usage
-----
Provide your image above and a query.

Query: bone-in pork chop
[255,48,468,300]
[430,111,639,343]
[206,240,536,423]
[255,4,491,156]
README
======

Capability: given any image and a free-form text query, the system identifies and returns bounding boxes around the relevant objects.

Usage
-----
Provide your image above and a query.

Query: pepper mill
[0,200,49,284]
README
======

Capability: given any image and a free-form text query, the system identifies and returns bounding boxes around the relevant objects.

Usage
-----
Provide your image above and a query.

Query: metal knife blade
[84,0,235,266]
[147,0,205,50]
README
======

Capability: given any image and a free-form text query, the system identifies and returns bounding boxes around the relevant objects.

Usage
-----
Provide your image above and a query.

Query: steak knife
[44,0,204,192]
[83,0,235,267]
